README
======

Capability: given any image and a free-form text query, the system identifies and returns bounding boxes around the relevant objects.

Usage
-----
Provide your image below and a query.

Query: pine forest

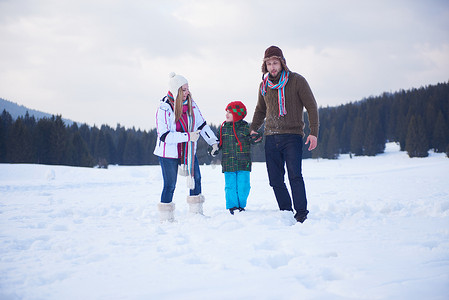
[1,82,448,168]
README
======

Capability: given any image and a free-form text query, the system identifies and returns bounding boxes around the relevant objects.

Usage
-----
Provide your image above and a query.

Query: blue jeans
[224,171,250,209]
[265,134,309,216]
[158,156,202,203]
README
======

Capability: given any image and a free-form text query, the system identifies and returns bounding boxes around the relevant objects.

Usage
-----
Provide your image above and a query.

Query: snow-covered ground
[1,143,448,300]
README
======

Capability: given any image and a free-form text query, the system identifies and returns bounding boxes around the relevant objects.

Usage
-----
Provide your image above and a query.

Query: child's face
[225,110,233,122]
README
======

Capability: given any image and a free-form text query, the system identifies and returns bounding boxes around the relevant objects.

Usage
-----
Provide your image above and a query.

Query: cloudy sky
[1,0,448,130]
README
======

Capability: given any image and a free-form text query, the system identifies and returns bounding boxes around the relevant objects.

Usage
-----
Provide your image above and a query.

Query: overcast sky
[1,0,448,130]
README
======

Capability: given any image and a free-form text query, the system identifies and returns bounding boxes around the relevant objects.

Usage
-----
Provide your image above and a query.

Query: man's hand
[250,130,263,143]
[305,135,317,151]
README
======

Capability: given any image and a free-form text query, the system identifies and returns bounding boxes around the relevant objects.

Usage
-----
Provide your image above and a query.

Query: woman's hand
[189,130,201,142]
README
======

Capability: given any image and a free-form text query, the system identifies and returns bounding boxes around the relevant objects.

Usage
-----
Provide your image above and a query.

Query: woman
[154,72,219,222]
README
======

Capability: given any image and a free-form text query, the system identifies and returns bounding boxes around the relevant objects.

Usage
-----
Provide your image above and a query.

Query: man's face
[265,58,282,77]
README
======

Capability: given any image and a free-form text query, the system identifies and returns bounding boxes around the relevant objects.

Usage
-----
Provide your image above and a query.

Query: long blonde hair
[174,86,193,123]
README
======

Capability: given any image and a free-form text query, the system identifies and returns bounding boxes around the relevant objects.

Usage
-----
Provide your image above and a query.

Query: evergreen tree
[116,129,127,165]
[123,132,142,165]
[89,126,100,156]
[79,124,91,148]
[105,131,117,165]
[326,127,339,159]
[364,119,385,156]
[340,120,352,154]
[94,130,109,167]
[71,132,94,167]
[49,115,68,165]
[432,111,449,153]
[8,117,34,163]
[35,118,53,164]
[405,116,429,157]
[425,100,438,147]
[350,115,365,156]
[0,110,13,162]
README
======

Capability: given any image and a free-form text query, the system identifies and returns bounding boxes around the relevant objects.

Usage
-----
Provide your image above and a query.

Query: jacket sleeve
[192,101,219,146]
[155,104,190,144]
[200,124,219,145]
[250,83,267,132]
[297,76,319,137]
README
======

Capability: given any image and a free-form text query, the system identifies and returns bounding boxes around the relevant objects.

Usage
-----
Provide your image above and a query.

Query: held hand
[211,143,219,157]
[305,135,317,151]
[189,130,201,142]
[250,130,263,143]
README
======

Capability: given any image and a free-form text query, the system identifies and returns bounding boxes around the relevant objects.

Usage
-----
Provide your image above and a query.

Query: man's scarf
[260,70,289,116]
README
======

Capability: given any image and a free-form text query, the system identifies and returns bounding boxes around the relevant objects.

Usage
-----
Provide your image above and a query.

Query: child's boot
[229,207,238,215]
[186,194,205,214]
[158,202,175,223]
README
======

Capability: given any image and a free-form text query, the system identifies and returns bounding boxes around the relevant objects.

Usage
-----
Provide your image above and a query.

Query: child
[215,101,261,214]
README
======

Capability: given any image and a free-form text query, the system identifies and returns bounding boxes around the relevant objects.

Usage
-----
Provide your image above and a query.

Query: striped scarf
[177,100,196,190]
[261,70,289,116]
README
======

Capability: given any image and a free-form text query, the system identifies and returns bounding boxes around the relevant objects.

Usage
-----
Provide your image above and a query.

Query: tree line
[1,82,448,167]
[0,113,159,167]
[303,81,449,159]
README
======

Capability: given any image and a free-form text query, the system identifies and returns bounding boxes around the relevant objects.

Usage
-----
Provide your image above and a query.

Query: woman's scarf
[177,99,196,190]
[260,70,289,116]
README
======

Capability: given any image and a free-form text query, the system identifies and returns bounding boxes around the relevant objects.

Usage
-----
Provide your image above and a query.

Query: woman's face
[181,84,190,101]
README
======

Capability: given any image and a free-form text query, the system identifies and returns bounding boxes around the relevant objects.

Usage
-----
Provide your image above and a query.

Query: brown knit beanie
[261,45,289,73]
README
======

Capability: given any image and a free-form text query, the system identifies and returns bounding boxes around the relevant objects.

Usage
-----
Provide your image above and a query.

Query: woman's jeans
[224,171,250,209]
[159,156,201,203]
[264,134,309,216]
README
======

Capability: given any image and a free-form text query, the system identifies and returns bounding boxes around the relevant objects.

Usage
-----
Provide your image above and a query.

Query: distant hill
[0,98,75,126]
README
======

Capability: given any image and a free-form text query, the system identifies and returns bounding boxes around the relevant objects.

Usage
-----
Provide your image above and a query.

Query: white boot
[158,202,175,223]
[186,194,205,214]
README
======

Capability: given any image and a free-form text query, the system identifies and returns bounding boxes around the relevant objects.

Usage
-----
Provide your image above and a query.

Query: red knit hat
[226,101,247,122]
[220,101,247,151]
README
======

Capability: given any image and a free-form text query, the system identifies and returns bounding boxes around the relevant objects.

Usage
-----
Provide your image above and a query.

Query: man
[250,45,319,223]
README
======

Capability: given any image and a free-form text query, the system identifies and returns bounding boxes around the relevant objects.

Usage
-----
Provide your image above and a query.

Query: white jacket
[153,97,218,159]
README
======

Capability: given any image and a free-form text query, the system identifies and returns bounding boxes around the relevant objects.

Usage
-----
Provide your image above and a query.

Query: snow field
[0,143,448,299]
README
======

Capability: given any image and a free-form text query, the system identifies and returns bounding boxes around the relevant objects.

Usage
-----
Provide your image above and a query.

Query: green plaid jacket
[219,120,251,173]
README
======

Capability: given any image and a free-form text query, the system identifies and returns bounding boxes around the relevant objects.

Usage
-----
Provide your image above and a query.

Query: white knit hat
[168,72,188,98]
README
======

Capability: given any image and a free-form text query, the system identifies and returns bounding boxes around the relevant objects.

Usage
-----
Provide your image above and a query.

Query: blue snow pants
[224,171,250,209]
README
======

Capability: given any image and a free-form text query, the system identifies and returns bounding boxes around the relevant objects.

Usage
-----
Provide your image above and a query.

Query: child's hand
[211,143,219,157]
[208,143,220,157]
